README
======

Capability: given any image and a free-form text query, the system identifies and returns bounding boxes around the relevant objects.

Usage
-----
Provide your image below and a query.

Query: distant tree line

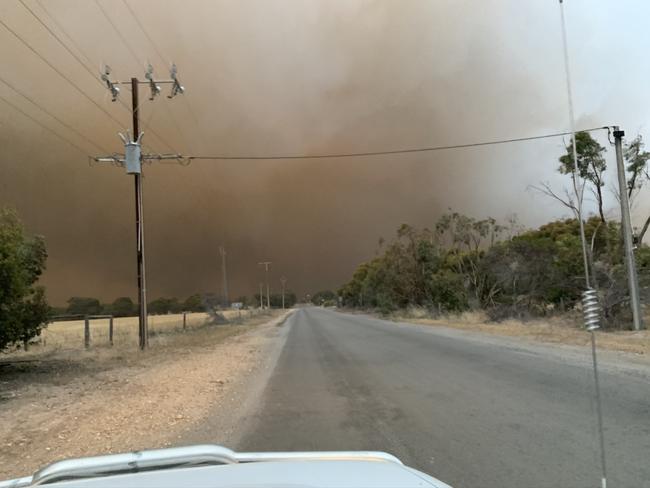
[61,290,301,317]
[60,294,208,317]
[253,291,298,308]
[310,290,337,306]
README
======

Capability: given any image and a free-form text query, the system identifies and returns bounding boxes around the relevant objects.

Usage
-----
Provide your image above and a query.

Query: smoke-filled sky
[1,0,649,305]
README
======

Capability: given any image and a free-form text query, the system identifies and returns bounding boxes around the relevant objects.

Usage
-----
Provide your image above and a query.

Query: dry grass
[389,308,650,357]
[3,309,266,359]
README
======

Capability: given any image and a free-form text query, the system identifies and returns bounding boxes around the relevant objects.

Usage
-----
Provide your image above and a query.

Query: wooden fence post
[84,316,90,348]
[109,316,114,346]
[183,312,187,330]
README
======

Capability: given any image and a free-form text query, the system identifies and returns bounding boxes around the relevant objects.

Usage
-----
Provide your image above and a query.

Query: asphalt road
[231,308,650,488]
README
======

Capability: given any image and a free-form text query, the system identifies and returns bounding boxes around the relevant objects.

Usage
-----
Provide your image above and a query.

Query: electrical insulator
[582,288,601,331]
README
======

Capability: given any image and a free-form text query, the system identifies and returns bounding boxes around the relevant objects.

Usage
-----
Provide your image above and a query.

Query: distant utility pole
[280,276,287,309]
[259,283,264,309]
[258,261,272,309]
[93,65,185,349]
[614,127,644,330]
[219,246,228,308]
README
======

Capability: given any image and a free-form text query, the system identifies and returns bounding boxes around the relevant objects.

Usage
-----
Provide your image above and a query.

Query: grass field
[10,309,263,355]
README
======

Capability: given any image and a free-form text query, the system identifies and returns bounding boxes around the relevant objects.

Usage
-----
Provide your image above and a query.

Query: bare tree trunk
[596,183,606,223]
[636,215,650,245]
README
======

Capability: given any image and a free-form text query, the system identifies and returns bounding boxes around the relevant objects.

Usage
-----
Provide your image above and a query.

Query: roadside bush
[0,208,49,350]
[340,214,646,329]
[426,269,468,313]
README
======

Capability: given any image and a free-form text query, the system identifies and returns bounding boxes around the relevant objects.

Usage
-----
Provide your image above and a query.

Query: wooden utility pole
[94,66,185,350]
[258,261,272,309]
[219,246,228,308]
[132,77,148,349]
[280,276,287,309]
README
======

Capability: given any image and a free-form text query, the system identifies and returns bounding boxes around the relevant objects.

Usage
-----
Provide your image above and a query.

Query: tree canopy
[558,131,607,223]
[148,297,182,315]
[110,297,136,317]
[183,294,204,312]
[66,297,102,316]
[0,208,49,349]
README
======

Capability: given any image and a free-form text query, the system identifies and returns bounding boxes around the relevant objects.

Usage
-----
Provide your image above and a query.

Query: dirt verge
[0,310,291,480]
[379,309,650,357]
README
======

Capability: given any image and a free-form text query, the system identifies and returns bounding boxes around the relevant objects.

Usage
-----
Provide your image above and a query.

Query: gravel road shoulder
[0,310,293,480]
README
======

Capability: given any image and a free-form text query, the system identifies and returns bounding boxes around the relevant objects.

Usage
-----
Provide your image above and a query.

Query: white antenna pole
[559,4,608,487]
[559,0,591,288]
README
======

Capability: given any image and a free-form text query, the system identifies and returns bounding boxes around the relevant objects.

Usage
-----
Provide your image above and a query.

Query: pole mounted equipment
[168,64,184,99]
[118,130,144,174]
[101,65,120,101]
[99,63,186,102]
[92,63,186,350]
[145,64,161,101]
[93,133,181,172]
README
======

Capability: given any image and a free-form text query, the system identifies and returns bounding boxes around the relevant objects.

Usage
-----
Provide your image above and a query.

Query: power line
[121,0,168,66]
[0,15,125,129]
[13,1,154,150]
[165,101,196,154]
[0,74,109,153]
[33,0,97,69]
[116,0,176,143]
[26,0,166,155]
[23,0,171,154]
[186,126,608,161]
[94,0,144,68]
[93,0,182,154]
[19,0,100,83]
[25,0,147,147]
[0,92,89,156]
[121,0,208,151]
[140,95,160,135]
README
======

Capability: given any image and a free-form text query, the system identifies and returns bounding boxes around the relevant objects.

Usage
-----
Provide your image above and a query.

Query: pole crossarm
[91,153,184,163]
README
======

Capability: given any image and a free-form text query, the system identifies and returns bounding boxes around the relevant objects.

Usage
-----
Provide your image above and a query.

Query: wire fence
[12,309,269,354]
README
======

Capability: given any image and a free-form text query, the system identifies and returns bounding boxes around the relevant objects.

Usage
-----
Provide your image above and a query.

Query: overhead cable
[94,0,181,154]
[187,126,608,161]
[0,16,125,129]
[0,74,109,153]
[0,92,90,156]
[18,0,170,154]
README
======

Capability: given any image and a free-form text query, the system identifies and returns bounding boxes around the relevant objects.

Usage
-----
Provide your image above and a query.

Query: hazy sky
[1,0,649,304]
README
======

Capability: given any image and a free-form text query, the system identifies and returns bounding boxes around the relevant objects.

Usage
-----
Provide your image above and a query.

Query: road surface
[195,307,650,488]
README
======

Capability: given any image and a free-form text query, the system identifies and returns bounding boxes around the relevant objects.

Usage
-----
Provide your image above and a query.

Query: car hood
[0,446,452,488]
[12,460,450,488]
